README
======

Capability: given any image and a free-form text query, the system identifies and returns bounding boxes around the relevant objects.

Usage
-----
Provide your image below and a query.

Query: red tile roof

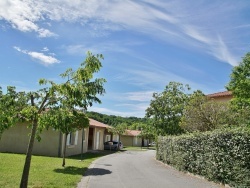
[207,91,232,98]
[124,130,141,136]
[89,118,111,128]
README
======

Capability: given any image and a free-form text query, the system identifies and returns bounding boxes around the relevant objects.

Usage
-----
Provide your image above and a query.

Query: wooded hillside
[86,111,147,126]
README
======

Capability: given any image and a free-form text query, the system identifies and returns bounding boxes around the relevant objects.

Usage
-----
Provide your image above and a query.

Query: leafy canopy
[138,123,156,141]
[1,51,107,188]
[145,82,190,135]
[227,52,250,125]
[0,86,27,139]
[180,91,230,132]
[108,123,127,136]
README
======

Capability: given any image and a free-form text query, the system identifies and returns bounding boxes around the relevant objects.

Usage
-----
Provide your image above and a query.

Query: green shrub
[157,127,250,187]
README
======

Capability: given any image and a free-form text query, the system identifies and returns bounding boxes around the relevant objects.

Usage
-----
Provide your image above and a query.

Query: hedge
[157,127,250,187]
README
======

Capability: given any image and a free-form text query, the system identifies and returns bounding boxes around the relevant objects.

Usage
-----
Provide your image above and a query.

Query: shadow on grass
[54,166,88,175]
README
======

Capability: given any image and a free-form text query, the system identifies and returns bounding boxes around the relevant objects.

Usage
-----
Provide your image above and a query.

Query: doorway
[88,127,94,150]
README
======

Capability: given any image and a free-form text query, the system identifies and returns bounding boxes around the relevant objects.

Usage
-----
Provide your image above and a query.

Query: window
[96,131,100,149]
[105,135,111,142]
[67,131,78,146]
[113,135,119,141]
[83,129,86,142]
[135,136,138,145]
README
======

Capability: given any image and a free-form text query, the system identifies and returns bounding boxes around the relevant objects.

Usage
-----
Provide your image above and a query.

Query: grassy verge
[0,152,106,188]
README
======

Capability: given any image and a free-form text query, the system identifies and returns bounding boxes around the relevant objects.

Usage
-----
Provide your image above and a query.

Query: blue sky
[0,0,250,117]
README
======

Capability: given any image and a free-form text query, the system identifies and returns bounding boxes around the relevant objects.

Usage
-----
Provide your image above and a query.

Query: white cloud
[183,25,213,45]
[1,0,248,65]
[0,0,56,37]
[115,102,150,112]
[41,47,49,52]
[65,40,143,55]
[14,46,60,66]
[210,36,238,66]
[122,91,154,102]
[88,106,146,118]
[38,28,56,38]
[115,68,188,89]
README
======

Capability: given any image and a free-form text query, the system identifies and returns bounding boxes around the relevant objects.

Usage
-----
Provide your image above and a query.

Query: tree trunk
[20,120,38,188]
[62,134,67,167]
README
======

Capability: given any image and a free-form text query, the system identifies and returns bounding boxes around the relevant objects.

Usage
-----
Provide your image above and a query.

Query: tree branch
[38,93,49,114]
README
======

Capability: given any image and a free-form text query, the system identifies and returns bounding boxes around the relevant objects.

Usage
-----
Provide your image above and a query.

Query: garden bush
[157,127,250,187]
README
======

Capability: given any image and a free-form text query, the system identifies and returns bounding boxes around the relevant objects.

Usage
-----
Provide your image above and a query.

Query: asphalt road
[77,150,223,188]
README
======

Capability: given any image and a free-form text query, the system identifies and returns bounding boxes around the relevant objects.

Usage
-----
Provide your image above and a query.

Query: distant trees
[86,111,147,126]
[138,123,156,145]
[39,108,89,167]
[145,82,190,135]
[180,91,231,132]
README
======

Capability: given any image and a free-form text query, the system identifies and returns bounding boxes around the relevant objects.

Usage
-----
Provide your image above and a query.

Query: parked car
[104,141,123,150]
[148,142,156,147]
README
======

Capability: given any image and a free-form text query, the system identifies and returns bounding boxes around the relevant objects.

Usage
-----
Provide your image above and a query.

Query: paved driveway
[77,150,223,188]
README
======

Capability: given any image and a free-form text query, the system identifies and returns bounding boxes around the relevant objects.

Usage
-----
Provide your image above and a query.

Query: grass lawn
[0,152,107,188]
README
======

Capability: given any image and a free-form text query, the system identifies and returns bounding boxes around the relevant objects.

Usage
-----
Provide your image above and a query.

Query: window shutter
[66,134,70,145]
[74,131,78,145]
[83,129,85,141]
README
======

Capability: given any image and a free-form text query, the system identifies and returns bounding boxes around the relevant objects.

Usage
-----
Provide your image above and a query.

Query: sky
[0,0,250,117]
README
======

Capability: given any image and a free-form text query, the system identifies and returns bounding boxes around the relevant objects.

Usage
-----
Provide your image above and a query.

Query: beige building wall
[211,96,232,102]
[120,135,133,146]
[133,136,142,147]
[0,123,60,157]
[120,135,145,147]
[0,123,89,157]
[91,127,105,150]
[62,128,88,157]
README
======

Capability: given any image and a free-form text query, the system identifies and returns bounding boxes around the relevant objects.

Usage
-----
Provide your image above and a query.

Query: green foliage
[135,122,156,140]
[227,52,250,125]
[1,51,106,187]
[39,109,89,134]
[86,111,147,126]
[157,127,250,187]
[146,82,190,135]
[0,86,27,139]
[180,91,231,132]
[108,123,127,136]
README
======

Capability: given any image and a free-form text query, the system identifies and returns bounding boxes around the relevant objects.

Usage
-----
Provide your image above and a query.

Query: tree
[138,123,156,147]
[39,108,89,167]
[86,111,147,126]
[227,52,250,125]
[145,82,190,135]
[108,123,126,150]
[180,91,230,132]
[1,52,106,188]
[0,86,26,140]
